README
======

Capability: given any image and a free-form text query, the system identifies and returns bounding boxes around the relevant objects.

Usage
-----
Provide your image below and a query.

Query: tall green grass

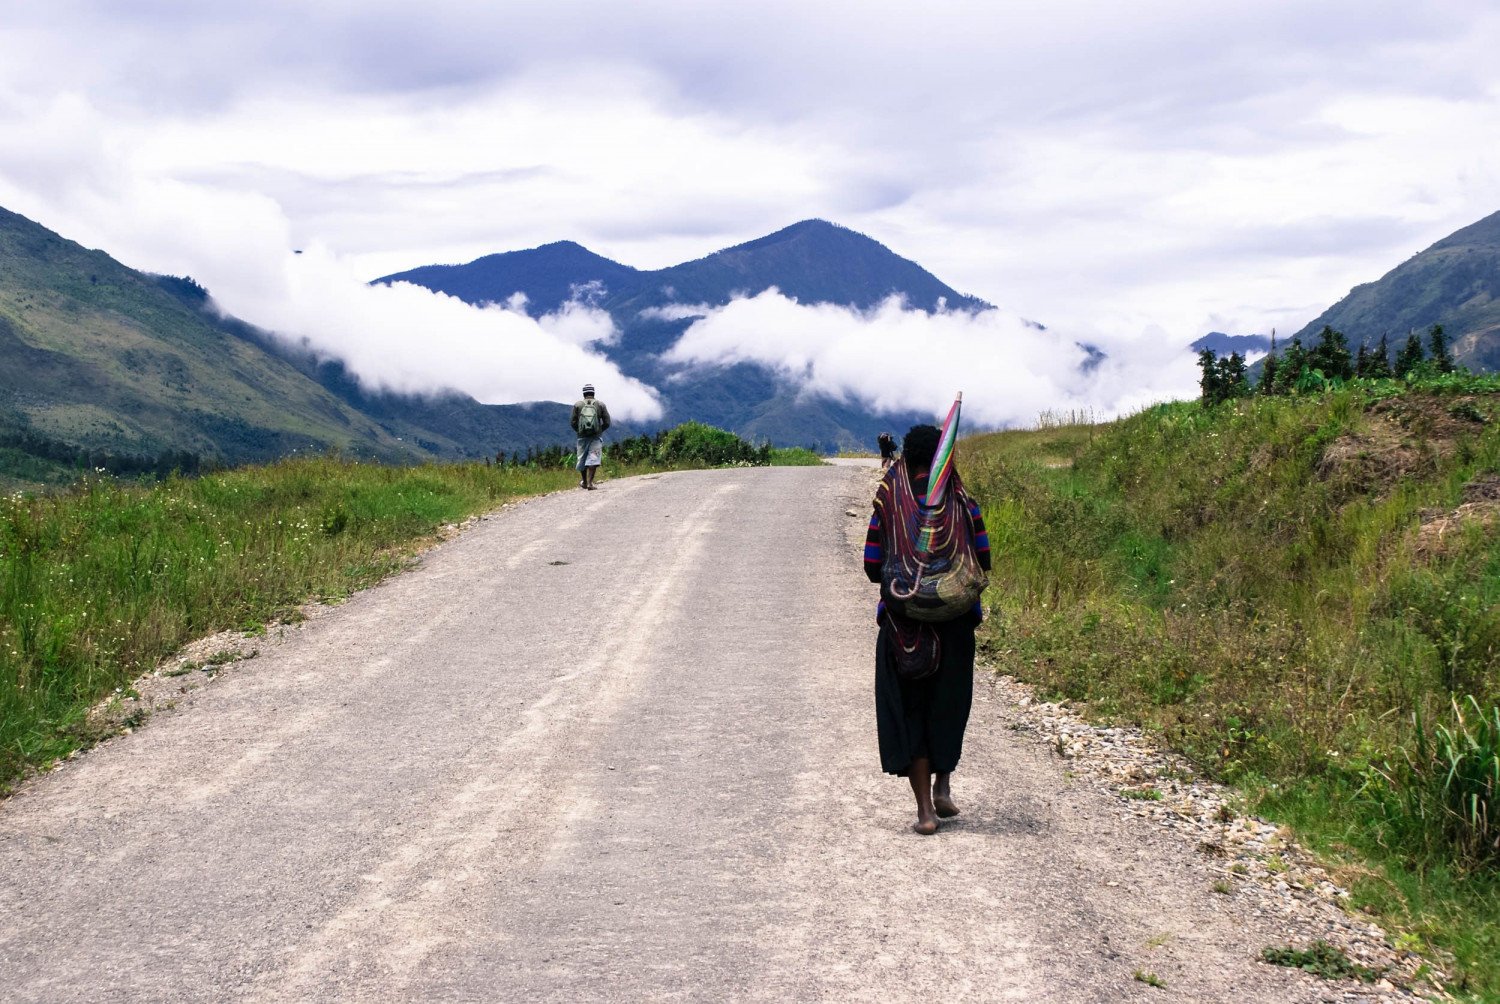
[0,458,579,787]
[1366,697,1500,870]
[962,381,1500,995]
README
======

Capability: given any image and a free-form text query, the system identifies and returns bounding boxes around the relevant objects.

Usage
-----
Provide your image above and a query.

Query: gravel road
[1,464,1337,1002]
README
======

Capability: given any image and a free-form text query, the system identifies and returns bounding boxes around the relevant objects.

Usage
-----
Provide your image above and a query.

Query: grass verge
[0,457,584,790]
[963,381,1500,998]
[769,446,825,466]
[1,423,811,793]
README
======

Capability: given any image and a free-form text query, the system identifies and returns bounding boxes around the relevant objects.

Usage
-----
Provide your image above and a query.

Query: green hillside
[0,207,424,477]
[1291,210,1500,371]
[962,378,1499,994]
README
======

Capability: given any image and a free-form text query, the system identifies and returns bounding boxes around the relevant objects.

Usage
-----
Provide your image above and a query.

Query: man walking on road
[571,383,611,490]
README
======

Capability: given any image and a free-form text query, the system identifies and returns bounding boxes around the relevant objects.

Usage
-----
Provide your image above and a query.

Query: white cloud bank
[657,291,1199,428]
[5,1,1500,357]
[235,249,660,413]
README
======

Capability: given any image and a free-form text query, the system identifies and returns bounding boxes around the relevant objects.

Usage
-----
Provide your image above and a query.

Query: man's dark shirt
[570,397,612,436]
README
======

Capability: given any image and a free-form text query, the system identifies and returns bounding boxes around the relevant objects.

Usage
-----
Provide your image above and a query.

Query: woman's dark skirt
[875,616,976,776]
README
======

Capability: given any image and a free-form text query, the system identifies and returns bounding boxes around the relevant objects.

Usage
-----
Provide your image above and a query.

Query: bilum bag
[879,458,988,624]
[881,612,943,681]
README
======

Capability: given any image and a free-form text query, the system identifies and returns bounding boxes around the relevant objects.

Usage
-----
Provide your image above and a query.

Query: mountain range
[7,202,1500,489]
[375,219,990,446]
[380,220,987,318]
[0,212,987,486]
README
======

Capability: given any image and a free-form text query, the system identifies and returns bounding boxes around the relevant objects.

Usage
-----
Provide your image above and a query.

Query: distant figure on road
[570,383,611,490]
[863,424,990,834]
[877,431,896,469]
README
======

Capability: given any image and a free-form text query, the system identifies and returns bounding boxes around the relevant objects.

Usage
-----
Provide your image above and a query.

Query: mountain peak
[528,239,612,259]
[774,218,845,236]
[374,240,638,315]
[669,219,988,312]
[713,218,877,257]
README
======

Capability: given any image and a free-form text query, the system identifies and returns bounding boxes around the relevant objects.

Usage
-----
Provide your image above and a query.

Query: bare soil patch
[1318,395,1493,499]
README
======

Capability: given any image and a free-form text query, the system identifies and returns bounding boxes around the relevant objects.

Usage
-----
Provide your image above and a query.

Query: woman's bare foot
[933,771,959,818]
[908,758,937,834]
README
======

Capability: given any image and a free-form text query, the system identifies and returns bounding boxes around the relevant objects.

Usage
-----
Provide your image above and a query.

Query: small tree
[1275,336,1310,394]
[1354,343,1370,378]
[1259,333,1280,396]
[1427,323,1456,373]
[1308,325,1354,382]
[1394,332,1426,378]
[1367,333,1393,380]
[1198,348,1222,405]
[1217,352,1250,402]
[1200,349,1250,405]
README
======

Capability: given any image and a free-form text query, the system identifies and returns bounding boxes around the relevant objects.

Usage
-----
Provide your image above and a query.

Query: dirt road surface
[2,465,1332,1001]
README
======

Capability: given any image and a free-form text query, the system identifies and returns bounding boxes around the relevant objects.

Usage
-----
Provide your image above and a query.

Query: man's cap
[582,383,595,395]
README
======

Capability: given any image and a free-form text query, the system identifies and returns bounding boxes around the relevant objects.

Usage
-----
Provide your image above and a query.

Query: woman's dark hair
[903,424,941,471]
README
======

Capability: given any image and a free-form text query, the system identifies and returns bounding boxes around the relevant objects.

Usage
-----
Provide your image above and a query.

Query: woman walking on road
[864,423,990,834]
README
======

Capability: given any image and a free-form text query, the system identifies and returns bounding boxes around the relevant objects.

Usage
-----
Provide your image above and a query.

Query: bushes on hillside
[0,422,204,480]
[492,420,786,471]
[1201,323,1460,406]
[492,423,776,470]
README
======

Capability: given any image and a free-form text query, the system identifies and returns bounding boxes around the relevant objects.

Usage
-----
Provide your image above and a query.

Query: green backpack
[577,400,603,437]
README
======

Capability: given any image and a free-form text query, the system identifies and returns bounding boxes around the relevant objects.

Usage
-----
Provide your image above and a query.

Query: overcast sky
[2,1,1498,421]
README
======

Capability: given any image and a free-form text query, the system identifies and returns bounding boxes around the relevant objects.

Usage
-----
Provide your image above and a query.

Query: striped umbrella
[925,391,962,506]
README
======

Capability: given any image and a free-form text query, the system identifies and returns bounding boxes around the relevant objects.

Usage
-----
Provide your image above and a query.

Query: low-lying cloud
[6,2,1500,353]
[656,291,1200,428]
[228,249,661,415]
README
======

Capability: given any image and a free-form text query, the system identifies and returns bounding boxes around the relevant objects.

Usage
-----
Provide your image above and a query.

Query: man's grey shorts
[576,436,603,468]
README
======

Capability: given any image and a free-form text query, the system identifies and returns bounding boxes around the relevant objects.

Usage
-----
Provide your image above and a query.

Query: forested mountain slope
[1290,210,1500,370]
